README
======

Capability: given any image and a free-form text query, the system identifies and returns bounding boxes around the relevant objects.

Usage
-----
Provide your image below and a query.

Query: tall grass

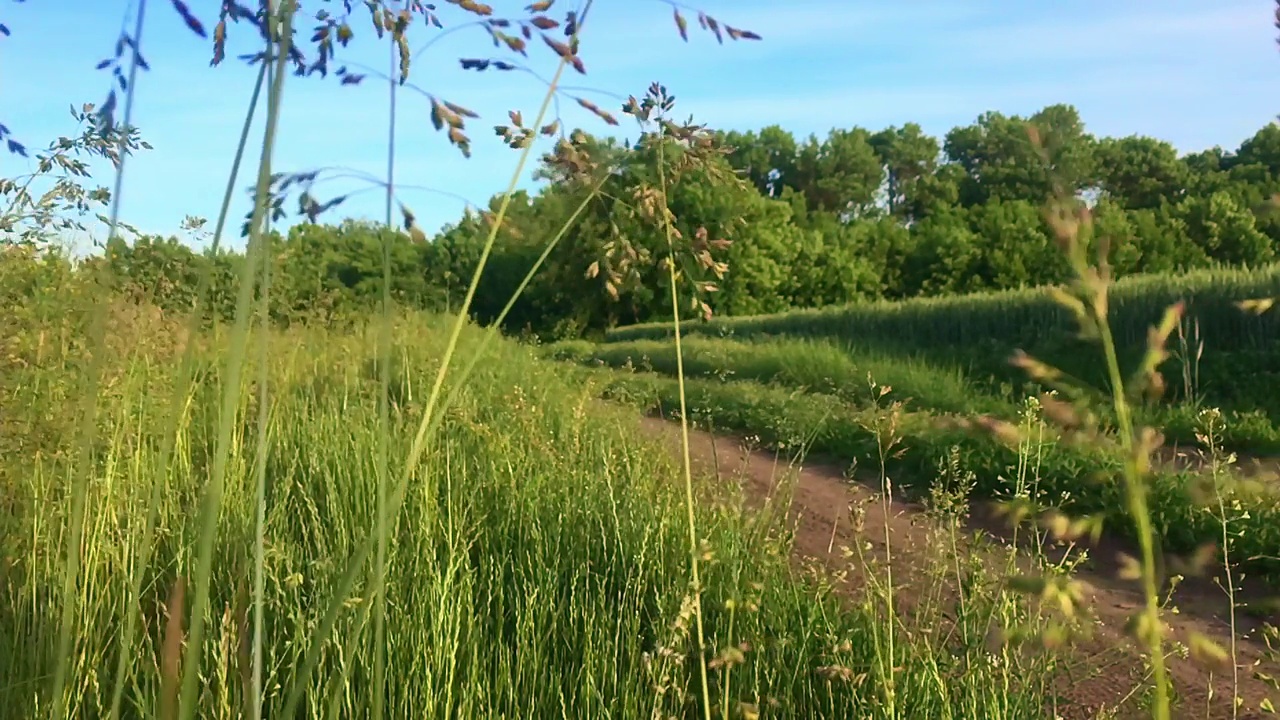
[5,1,1277,718]
[1,314,1068,718]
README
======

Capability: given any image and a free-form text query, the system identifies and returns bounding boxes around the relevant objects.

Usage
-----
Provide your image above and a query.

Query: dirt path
[634,414,1280,720]
[1154,444,1280,483]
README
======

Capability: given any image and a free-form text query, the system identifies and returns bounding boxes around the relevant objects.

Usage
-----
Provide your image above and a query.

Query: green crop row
[604,265,1280,419]
[547,336,1280,453]
[607,264,1280,351]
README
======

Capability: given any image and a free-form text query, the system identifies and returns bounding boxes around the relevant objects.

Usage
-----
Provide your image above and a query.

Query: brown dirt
[635,413,1280,720]
[1153,444,1280,483]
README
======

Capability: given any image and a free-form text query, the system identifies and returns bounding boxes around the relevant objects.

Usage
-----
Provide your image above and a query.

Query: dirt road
[635,414,1280,720]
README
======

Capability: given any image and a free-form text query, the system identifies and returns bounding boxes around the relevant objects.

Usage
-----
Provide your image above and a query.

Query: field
[7,2,1280,718]
[3,294,1093,718]
[603,263,1280,432]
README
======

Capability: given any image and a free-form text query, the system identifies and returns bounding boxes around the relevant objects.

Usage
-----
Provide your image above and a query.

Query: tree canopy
[95,104,1280,339]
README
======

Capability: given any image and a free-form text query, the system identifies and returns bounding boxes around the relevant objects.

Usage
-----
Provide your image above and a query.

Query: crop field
[603,264,1280,427]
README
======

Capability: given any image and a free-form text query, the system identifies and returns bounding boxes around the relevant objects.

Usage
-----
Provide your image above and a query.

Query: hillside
[605,264,1280,427]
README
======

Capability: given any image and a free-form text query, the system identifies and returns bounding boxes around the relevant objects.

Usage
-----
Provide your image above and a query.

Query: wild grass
[546,334,1280,453]
[1,311,1071,718]
[4,0,1279,717]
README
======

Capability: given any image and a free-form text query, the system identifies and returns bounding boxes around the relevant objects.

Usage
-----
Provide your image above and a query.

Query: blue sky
[2,0,1278,251]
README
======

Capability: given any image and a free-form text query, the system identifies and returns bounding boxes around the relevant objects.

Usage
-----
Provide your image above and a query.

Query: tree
[870,123,941,221]
[1231,123,1280,177]
[964,198,1066,290]
[1094,135,1188,210]
[1087,197,1144,276]
[1125,205,1208,273]
[719,125,798,199]
[70,112,1280,341]
[898,209,981,296]
[944,104,1096,207]
[1175,190,1275,267]
[791,127,884,217]
[784,225,879,307]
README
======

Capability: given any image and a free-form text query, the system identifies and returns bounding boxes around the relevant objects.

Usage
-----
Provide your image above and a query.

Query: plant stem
[656,135,713,720]
[177,4,295,717]
[1098,318,1170,720]
[52,0,149,715]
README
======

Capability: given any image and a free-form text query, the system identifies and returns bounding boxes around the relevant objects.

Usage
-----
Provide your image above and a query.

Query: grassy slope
[548,335,1280,452]
[546,338,1280,585]
[603,264,1280,426]
[1,311,1064,718]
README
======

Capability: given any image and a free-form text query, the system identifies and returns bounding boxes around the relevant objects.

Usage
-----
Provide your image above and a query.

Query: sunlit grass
[0,314,1063,718]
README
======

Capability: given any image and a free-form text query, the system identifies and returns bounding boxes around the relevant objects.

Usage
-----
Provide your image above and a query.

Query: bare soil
[634,413,1280,720]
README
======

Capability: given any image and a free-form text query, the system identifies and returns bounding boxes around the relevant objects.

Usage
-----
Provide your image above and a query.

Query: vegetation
[3,287,1076,717]
[93,110,1280,342]
[548,338,1280,584]
[602,266,1280,440]
[548,334,1280,452]
[4,0,1280,719]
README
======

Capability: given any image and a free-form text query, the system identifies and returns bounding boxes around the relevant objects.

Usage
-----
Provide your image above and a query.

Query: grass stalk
[177,4,296,716]
[51,1,150,716]
[1097,316,1171,720]
[655,136,713,720]
[371,22,400,720]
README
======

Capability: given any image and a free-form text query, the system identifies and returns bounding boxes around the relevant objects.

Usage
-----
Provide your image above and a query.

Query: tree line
[93,103,1280,338]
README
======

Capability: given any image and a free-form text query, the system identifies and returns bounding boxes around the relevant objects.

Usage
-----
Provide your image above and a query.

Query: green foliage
[1,312,1062,718]
[607,264,1280,413]
[565,358,1280,586]
[96,219,455,326]
[442,108,1280,338]
[47,108,1280,348]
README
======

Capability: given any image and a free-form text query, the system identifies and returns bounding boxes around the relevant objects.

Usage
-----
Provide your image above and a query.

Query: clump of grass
[570,359,1280,586]
[546,334,1024,418]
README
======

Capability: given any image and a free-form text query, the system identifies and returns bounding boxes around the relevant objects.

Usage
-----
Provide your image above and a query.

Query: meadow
[2,286,1080,718]
[5,0,1280,718]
